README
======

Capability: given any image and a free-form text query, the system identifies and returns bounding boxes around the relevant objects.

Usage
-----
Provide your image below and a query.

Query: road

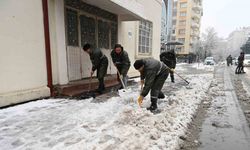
[198,65,250,150]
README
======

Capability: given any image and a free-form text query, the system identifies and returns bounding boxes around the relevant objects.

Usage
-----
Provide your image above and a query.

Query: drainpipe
[42,0,53,96]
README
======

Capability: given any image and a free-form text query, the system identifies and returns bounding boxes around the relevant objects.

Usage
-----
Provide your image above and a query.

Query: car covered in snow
[204,57,215,65]
[244,54,250,67]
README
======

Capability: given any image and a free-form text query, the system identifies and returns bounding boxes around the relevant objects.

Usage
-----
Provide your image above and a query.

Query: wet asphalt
[198,66,250,150]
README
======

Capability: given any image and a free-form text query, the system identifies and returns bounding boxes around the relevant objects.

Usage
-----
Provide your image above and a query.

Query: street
[181,64,250,150]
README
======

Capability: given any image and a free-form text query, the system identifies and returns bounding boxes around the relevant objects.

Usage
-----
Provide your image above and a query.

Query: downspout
[42,0,53,96]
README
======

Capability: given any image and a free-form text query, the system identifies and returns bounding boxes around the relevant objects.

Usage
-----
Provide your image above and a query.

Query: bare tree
[201,27,219,59]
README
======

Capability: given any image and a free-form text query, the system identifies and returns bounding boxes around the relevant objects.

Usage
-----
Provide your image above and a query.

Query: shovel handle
[115,66,126,89]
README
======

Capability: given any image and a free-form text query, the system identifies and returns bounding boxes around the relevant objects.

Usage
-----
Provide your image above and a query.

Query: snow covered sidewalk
[0,64,213,150]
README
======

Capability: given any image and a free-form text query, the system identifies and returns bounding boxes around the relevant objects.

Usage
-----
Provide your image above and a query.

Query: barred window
[98,20,109,49]
[179,29,186,35]
[80,15,96,47]
[66,9,78,46]
[180,2,187,8]
[180,11,187,16]
[111,22,118,48]
[139,21,152,54]
[178,38,185,43]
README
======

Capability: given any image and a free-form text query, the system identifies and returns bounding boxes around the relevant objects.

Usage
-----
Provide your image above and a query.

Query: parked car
[204,57,215,65]
[244,54,250,67]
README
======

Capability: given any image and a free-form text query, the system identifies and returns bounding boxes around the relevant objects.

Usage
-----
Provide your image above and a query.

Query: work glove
[137,95,144,107]
[170,68,175,72]
[140,80,144,86]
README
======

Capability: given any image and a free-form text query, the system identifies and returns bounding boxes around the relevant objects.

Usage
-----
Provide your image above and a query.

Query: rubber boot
[158,91,165,99]
[170,72,175,83]
[96,78,105,94]
[147,98,157,112]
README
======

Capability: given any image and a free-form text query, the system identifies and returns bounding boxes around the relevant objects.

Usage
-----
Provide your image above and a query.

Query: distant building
[227,27,250,56]
[170,0,203,56]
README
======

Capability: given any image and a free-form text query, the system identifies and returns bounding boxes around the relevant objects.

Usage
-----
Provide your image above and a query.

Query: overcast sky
[201,0,250,38]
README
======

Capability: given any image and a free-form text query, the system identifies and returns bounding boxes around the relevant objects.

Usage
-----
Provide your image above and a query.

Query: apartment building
[170,0,203,55]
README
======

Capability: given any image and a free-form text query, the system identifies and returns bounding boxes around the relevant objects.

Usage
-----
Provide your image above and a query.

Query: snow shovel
[115,66,134,102]
[166,65,190,85]
[173,71,190,85]
[80,75,96,99]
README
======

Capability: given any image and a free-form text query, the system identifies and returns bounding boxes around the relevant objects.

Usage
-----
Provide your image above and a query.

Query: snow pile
[0,75,213,150]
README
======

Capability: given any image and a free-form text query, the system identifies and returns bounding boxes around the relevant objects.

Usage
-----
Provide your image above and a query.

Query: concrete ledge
[0,86,50,108]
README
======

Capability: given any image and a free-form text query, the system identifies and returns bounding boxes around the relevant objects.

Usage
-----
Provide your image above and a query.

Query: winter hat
[134,59,144,70]
[83,43,91,51]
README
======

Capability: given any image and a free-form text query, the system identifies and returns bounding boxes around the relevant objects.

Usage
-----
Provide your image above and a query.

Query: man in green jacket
[134,58,169,112]
[111,44,131,89]
[83,43,108,94]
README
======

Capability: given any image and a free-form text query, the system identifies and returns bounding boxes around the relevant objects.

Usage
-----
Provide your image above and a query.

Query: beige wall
[0,0,50,107]
[119,0,162,76]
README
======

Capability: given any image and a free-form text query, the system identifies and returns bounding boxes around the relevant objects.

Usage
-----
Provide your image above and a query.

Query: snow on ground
[0,67,213,150]
[191,63,215,72]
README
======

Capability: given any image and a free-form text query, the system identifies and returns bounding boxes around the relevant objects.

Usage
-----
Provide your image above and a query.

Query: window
[139,20,153,54]
[180,11,187,17]
[173,2,178,9]
[179,20,186,26]
[111,23,118,48]
[180,2,187,8]
[179,29,185,35]
[178,38,185,43]
[98,20,109,49]
[66,9,78,46]
[65,1,118,49]
[173,11,177,17]
[80,15,96,47]
[172,20,177,25]
[172,29,175,34]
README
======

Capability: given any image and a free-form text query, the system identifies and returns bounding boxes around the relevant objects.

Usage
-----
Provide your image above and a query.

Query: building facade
[227,27,250,57]
[0,0,162,107]
[170,0,203,55]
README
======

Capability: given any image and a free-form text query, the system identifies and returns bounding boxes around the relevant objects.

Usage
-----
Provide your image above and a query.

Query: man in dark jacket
[111,44,131,89]
[83,43,108,94]
[235,52,245,74]
[160,49,176,83]
[226,55,233,66]
[134,58,169,112]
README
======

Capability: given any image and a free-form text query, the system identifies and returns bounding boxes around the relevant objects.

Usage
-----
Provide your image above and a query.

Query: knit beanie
[134,59,144,70]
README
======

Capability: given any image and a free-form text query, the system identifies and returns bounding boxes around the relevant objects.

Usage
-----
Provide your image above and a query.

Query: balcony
[192,3,202,11]
[192,10,201,19]
[191,22,200,29]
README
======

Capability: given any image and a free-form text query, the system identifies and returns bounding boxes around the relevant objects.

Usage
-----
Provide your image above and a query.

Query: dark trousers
[150,71,169,106]
[116,65,130,87]
[170,70,174,82]
[97,57,108,91]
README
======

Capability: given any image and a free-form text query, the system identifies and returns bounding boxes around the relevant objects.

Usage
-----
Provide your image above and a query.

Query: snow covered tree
[201,27,219,59]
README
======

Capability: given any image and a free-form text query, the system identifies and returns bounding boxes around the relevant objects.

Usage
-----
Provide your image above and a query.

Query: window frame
[138,20,153,56]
